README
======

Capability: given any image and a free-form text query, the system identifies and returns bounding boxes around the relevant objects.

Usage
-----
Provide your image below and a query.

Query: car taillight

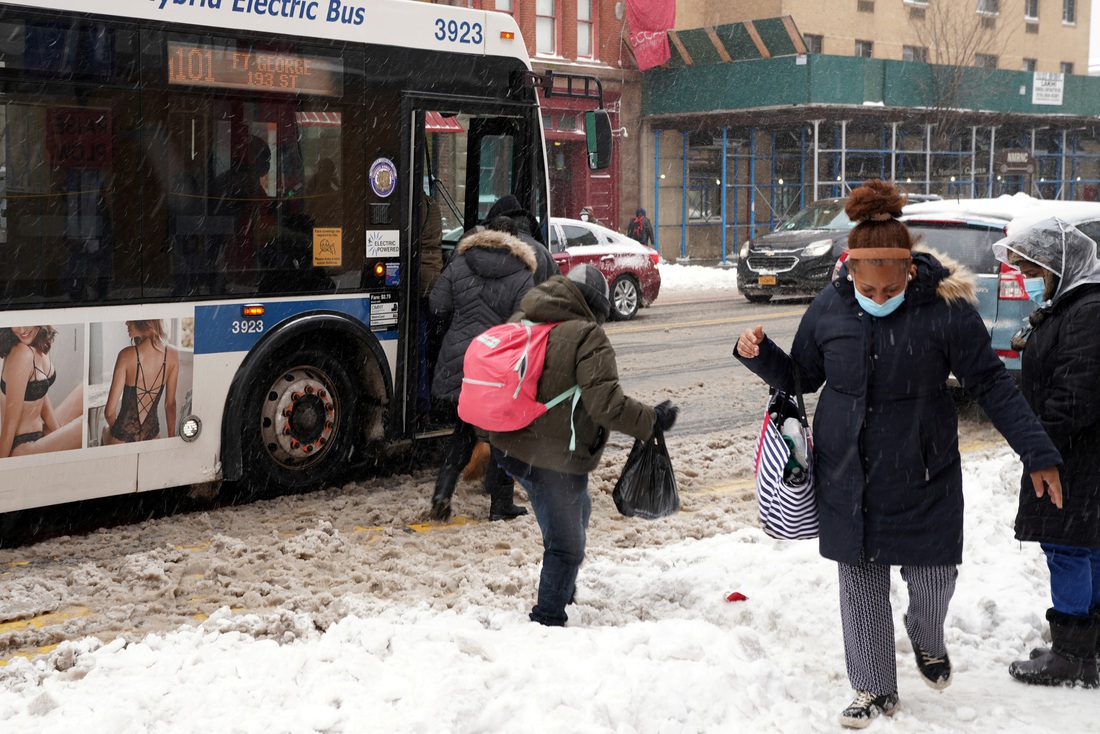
[997,261,1028,300]
[649,251,659,266]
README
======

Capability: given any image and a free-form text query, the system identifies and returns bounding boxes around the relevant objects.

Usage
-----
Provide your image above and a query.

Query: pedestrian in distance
[627,207,654,246]
[488,264,679,627]
[428,216,536,522]
[994,217,1100,689]
[735,179,1062,729]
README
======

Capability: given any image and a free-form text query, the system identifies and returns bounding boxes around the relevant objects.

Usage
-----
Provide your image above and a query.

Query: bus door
[404,100,546,434]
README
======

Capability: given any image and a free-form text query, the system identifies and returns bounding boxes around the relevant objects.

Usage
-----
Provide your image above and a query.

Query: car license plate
[757,275,777,286]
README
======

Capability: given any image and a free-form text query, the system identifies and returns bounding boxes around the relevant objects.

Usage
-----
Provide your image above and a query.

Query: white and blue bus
[0,0,611,513]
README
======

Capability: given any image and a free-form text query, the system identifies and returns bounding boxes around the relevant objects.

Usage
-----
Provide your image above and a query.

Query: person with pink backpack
[488,264,678,626]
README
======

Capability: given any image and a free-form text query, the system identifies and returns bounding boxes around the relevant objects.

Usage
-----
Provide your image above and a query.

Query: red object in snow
[725,591,748,602]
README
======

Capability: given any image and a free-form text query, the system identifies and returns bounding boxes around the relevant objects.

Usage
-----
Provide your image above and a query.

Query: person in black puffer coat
[484,194,559,285]
[428,219,536,522]
[994,217,1100,689]
[735,180,1062,729]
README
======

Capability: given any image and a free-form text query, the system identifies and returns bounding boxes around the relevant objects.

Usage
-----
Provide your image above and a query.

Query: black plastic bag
[612,426,680,519]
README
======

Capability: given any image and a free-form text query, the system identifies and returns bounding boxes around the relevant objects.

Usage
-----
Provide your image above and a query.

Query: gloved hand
[653,400,679,432]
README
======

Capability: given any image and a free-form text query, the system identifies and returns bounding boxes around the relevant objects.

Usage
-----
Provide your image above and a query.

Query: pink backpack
[458,320,581,448]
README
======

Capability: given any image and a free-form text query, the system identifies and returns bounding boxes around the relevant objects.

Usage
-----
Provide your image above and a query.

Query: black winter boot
[1033,605,1100,664]
[488,477,527,521]
[1010,608,1099,688]
[429,466,461,522]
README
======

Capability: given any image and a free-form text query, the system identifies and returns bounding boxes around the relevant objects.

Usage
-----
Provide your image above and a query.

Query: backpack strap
[544,385,582,452]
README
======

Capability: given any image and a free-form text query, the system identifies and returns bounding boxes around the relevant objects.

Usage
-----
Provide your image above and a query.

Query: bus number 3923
[231,320,265,335]
[434,19,482,45]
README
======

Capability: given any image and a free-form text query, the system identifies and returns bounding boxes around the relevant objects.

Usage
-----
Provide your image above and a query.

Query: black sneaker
[905,615,953,690]
[838,691,899,729]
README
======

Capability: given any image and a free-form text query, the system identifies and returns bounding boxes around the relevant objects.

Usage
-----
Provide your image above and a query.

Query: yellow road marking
[606,309,806,334]
[354,517,478,534]
[0,606,90,635]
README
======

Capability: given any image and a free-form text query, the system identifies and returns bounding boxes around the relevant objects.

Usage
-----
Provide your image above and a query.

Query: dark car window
[561,224,599,248]
[549,225,565,253]
[907,222,1003,275]
[779,204,852,231]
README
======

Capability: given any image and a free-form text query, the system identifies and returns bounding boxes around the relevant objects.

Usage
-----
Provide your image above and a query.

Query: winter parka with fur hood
[736,250,1061,566]
[489,275,656,475]
[430,228,536,402]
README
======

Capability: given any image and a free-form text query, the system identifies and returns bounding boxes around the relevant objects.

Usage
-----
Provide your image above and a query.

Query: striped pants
[837,559,958,695]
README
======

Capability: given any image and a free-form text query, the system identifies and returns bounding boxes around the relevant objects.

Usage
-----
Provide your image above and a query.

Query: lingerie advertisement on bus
[0,318,194,459]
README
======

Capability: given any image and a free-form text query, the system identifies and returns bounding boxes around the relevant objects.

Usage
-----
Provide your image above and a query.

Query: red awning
[295,111,342,127]
[426,111,464,134]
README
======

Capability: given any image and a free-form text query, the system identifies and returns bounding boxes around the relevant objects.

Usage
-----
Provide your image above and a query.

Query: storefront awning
[426,111,464,133]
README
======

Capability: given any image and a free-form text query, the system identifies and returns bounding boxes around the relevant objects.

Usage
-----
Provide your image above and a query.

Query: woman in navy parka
[735,180,1062,729]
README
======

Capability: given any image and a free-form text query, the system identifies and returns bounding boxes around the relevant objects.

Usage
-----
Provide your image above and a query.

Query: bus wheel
[242,350,356,494]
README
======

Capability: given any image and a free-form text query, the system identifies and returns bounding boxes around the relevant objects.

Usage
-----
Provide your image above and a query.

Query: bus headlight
[180,416,202,442]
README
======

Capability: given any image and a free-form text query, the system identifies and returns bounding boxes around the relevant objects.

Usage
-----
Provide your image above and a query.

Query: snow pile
[0,444,1090,733]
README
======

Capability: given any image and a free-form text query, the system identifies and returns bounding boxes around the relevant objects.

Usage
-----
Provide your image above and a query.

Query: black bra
[0,358,56,401]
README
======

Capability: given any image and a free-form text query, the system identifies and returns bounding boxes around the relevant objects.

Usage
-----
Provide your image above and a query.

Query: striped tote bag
[753,380,818,540]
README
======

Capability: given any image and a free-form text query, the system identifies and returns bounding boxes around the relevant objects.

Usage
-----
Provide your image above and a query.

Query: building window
[975,53,998,68]
[1021,58,1037,71]
[804,34,823,54]
[903,45,928,63]
[855,40,873,58]
[976,0,999,14]
[857,0,874,12]
[577,0,595,59]
[1060,61,1074,74]
[536,0,557,55]
[495,0,513,12]
[1024,0,1038,20]
[1063,0,1076,23]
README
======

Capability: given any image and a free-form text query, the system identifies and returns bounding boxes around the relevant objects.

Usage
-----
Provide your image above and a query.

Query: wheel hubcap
[614,280,638,315]
[260,366,338,469]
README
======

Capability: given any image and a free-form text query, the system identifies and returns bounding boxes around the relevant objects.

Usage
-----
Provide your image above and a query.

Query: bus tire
[240,348,357,495]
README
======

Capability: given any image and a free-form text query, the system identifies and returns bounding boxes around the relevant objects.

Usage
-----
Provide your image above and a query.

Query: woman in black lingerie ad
[103,320,180,445]
[0,325,82,458]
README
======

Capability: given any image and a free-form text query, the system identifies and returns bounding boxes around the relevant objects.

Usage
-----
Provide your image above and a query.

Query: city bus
[0,0,611,514]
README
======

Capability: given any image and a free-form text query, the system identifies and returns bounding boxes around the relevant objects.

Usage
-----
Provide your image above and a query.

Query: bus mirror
[585,110,612,170]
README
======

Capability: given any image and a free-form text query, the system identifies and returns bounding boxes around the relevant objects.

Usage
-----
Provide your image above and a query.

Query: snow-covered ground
[0,266,1089,733]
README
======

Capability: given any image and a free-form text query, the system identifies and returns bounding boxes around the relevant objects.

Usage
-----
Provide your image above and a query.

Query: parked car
[832,194,1100,380]
[547,217,661,320]
[736,194,941,303]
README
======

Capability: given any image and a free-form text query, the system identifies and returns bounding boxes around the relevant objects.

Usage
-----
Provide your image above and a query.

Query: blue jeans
[1042,543,1100,616]
[510,465,591,626]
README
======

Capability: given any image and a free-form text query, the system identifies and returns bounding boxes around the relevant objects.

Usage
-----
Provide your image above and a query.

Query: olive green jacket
[488,275,655,474]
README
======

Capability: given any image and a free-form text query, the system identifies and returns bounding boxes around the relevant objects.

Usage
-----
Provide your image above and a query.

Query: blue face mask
[1023,277,1046,303]
[855,289,906,317]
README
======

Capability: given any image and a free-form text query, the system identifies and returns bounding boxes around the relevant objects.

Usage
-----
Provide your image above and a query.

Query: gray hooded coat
[430,228,536,402]
[994,218,1100,548]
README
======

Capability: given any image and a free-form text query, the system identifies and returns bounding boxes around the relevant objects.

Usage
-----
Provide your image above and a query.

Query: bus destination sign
[167,42,342,97]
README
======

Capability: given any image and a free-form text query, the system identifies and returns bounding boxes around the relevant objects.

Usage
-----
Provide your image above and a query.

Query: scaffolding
[653,120,1100,263]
